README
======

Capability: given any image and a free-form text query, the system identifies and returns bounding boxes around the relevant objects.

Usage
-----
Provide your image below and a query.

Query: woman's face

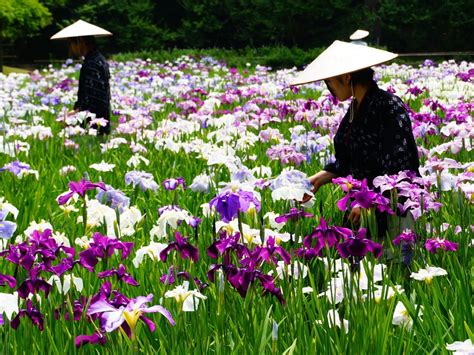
[68,38,85,57]
[324,74,352,101]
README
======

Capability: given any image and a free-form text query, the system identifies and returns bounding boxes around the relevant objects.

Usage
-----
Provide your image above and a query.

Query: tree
[0,0,52,70]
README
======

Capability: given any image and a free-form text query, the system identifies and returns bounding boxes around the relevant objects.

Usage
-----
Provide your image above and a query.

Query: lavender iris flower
[96,185,130,212]
[58,178,106,205]
[86,294,175,337]
[0,221,17,239]
[0,161,30,176]
[125,171,159,192]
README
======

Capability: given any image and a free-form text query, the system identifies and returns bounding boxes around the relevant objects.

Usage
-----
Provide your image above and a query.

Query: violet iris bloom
[298,218,352,259]
[162,177,186,191]
[17,278,52,299]
[209,192,241,223]
[125,171,159,192]
[11,300,44,331]
[98,264,138,286]
[86,294,175,338]
[209,189,261,223]
[208,264,285,304]
[0,273,16,288]
[160,232,199,263]
[75,332,107,348]
[256,237,291,265]
[207,232,247,263]
[336,228,383,259]
[425,238,458,254]
[275,207,313,223]
[393,230,417,245]
[58,178,106,205]
[79,233,134,272]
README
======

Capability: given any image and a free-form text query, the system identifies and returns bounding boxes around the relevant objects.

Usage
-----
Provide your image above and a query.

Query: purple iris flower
[11,300,44,331]
[58,178,106,205]
[208,264,285,304]
[55,296,89,322]
[209,191,241,223]
[256,237,291,265]
[207,232,247,263]
[332,175,362,192]
[79,233,134,272]
[336,228,383,259]
[0,314,3,326]
[0,161,31,176]
[0,220,17,239]
[209,189,261,223]
[159,265,191,285]
[275,207,313,223]
[75,332,107,348]
[86,294,175,338]
[17,278,52,299]
[160,232,199,263]
[162,177,186,191]
[425,238,458,254]
[98,264,138,286]
[96,186,130,213]
[393,230,417,245]
[298,218,352,259]
[0,273,16,288]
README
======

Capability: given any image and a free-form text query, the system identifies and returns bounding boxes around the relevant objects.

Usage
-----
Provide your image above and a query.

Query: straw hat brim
[290,40,397,86]
[50,19,112,40]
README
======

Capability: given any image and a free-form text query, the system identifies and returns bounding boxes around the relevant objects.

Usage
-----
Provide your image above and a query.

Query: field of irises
[0,56,473,354]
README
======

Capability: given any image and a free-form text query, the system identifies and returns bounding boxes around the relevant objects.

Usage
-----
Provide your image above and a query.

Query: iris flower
[57,178,106,205]
[86,294,175,340]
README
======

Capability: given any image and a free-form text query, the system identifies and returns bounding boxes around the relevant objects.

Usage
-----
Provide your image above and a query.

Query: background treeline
[1,0,473,66]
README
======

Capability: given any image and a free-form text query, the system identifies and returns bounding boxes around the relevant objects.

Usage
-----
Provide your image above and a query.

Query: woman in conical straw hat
[51,20,112,135]
[294,41,419,238]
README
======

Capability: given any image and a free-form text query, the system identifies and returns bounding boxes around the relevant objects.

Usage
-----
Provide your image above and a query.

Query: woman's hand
[348,207,362,225]
[301,170,337,203]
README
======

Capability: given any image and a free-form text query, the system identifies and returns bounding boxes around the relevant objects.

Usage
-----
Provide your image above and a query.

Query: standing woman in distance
[292,40,420,238]
[51,20,112,135]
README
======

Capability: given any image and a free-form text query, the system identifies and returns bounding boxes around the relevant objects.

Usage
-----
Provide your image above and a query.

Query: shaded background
[1,0,473,66]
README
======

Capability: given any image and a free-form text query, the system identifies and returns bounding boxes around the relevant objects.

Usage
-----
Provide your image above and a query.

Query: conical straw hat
[290,40,397,86]
[350,29,369,41]
[51,19,112,40]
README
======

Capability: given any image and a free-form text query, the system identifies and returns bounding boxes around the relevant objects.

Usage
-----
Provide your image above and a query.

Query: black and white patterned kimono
[323,82,420,238]
[324,83,419,184]
[74,49,111,134]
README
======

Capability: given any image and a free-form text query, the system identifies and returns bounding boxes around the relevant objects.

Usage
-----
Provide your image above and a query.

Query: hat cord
[349,81,355,123]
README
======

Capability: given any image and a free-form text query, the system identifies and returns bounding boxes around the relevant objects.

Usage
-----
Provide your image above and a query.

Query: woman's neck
[353,83,371,109]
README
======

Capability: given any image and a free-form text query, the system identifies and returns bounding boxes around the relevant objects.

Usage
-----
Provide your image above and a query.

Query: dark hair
[350,68,374,85]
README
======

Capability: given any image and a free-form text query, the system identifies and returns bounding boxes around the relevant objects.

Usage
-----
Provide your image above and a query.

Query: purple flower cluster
[266,145,306,166]
[209,189,261,223]
[333,177,394,214]
[206,231,287,304]
[425,238,458,254]
[297,218,382,260]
